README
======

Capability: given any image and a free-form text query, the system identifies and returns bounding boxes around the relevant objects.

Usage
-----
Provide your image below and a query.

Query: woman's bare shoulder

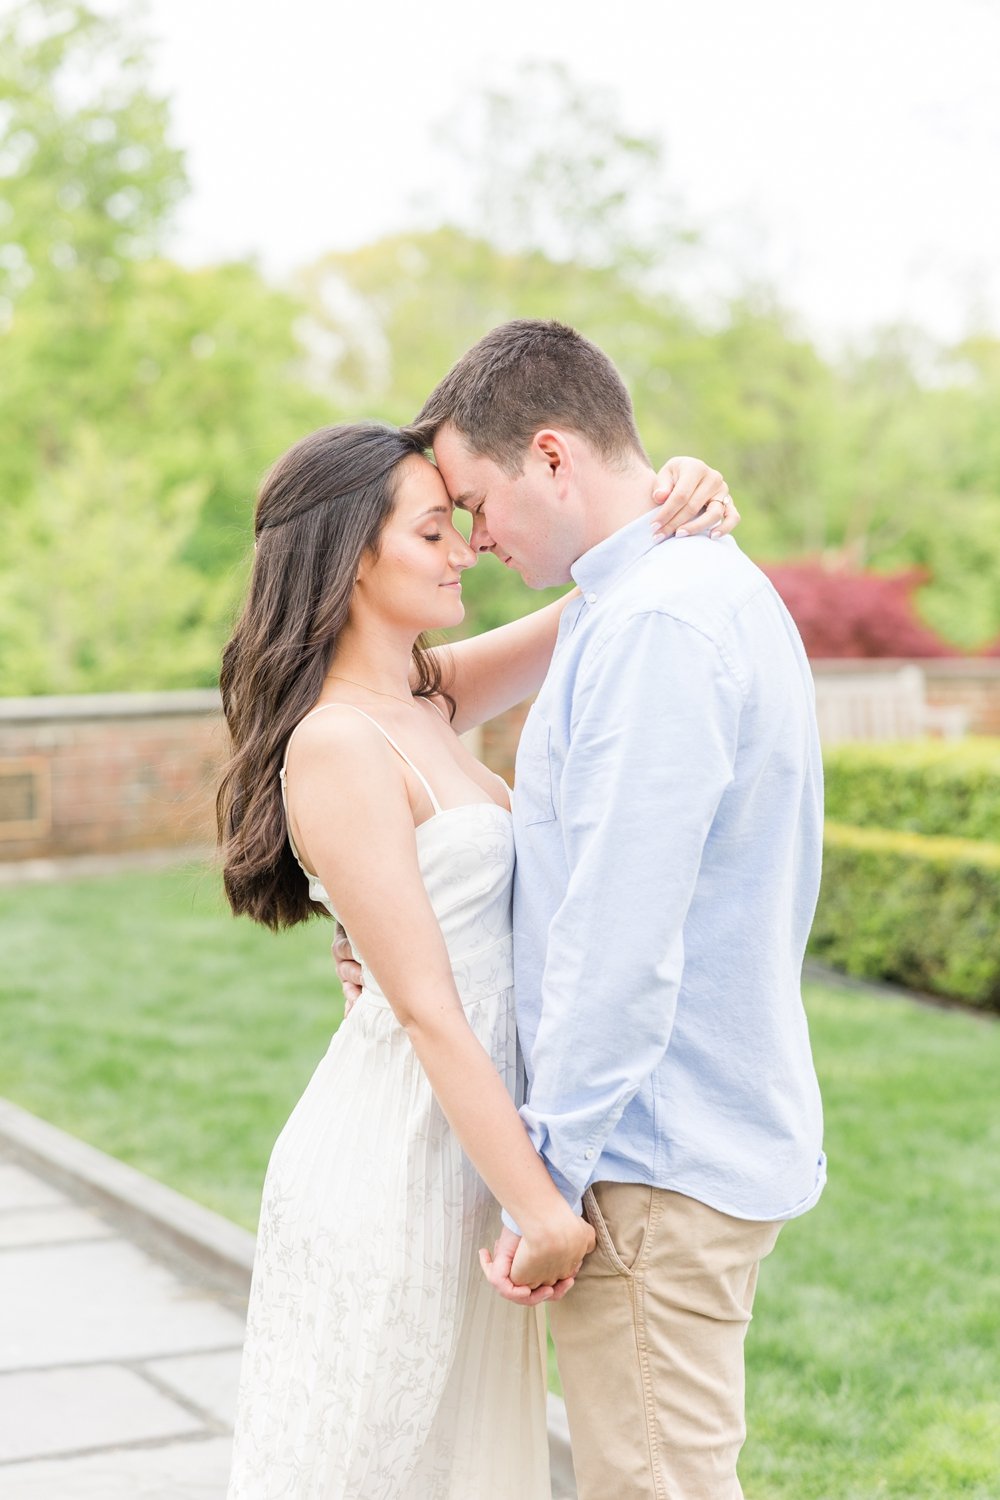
[286,703,398,779]
[284,704,415,870]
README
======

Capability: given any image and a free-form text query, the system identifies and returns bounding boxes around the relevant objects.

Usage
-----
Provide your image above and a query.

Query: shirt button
[585,1149,595,1160]
[585,592,597,604]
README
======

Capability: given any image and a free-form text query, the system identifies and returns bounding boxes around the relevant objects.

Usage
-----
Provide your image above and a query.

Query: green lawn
[0,861,341,1226]
[2,865,998,1498]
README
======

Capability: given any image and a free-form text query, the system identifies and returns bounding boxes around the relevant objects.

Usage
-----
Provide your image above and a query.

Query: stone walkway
[0,1099,576,1498]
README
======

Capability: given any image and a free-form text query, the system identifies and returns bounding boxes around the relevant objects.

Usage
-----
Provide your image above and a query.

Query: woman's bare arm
[288,712,595,1294]
[428,589,580,735]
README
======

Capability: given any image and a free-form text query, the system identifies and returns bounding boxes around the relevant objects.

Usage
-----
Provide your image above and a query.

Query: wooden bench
[812,664,969,744]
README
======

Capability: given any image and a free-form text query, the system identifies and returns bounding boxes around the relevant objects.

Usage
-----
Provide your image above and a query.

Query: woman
[219,422,737,1499]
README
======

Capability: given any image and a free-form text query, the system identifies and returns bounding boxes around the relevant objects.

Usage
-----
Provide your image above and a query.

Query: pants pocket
[584,1182,654,1277]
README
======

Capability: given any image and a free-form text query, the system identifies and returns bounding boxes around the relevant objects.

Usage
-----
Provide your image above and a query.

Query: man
[343,320,826,1499]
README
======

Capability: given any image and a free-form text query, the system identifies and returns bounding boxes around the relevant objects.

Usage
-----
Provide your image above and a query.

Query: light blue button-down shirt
[508,515,826,1229]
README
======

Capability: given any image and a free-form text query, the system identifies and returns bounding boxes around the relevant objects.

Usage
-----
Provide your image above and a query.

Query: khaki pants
[549,1184,780,1500]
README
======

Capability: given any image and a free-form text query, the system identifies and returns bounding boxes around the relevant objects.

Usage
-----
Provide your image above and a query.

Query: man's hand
[480,1226,572,1305]
[651,456,740,540]
[479,1221,592,1305]
[332,924,363,1016]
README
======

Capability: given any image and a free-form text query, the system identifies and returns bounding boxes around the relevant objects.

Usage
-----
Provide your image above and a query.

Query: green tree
[0,0,184,494]
[0,427,230,692]
[0,1,331,689]
[4,18,997,683]
[879,332,1000,649]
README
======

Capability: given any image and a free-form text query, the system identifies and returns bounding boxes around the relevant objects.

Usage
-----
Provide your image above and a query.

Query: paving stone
[0,1434,234,1498]
[143,1349,243,1428]
[0,1165,71,1211]
[0,1203,115,1249]
[0,1240,245,1372]
[0,1121,577,1494]
[0,1364,204,1463]
[547,1391,578,1498]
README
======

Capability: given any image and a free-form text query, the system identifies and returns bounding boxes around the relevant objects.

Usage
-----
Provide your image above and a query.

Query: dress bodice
[279,704,516,991]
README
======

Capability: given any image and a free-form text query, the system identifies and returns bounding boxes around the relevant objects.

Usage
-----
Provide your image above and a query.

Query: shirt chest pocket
[515,717,557,826]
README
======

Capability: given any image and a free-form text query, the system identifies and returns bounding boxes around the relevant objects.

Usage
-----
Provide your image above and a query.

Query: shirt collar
[570,511,660,603]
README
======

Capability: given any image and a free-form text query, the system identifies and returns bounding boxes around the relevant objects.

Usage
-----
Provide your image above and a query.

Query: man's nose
[470,515,493,553]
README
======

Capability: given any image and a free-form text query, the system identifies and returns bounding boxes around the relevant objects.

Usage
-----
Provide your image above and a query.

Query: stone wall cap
[0,690,223,722]
[811,657,1000,678]
[0,1095,255,1290]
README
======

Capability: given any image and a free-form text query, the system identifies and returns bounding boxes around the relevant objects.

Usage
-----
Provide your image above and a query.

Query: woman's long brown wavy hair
[217,422,451,931]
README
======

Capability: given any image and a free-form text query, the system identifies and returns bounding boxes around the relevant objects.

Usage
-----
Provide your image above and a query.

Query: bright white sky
[91,0,1000,343]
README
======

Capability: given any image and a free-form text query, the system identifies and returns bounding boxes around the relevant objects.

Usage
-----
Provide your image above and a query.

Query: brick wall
[922,661,1000,737]
[811,659,1000,737]
[0,693,225,863]
[2,663,998,863]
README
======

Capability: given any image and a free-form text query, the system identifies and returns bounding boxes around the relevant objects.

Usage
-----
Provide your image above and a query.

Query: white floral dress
[226,706,550,1499]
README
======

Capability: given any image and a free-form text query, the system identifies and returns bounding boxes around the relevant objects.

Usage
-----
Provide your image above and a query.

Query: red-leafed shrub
[761,562,956,658]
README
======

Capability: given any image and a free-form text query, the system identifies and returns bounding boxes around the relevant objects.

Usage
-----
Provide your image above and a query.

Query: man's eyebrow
[450,491,480,510]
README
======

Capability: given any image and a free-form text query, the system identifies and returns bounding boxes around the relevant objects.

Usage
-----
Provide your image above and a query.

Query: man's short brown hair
[407,319,648,475]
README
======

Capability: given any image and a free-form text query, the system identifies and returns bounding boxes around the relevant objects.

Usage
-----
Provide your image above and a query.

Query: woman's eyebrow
[416,504,452,519]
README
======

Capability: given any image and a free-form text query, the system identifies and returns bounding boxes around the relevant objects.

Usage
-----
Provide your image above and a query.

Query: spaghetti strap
[280,702,443,829]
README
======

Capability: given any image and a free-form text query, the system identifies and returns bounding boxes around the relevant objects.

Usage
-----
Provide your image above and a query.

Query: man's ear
[530,429,574,495]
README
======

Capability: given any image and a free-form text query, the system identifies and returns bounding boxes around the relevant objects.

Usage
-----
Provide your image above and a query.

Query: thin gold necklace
[326,674,417,708]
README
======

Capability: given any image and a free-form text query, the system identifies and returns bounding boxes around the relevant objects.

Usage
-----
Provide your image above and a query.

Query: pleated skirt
[226,934,551,1500]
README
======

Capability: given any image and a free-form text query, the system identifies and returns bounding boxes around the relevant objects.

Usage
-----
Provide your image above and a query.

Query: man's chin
[524,570,572,591]
[507,561,569,590]
[501,557,532,587]
[496,552,570,590]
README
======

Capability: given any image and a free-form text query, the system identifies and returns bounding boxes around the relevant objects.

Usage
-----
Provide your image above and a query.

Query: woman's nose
[450,533,477,569]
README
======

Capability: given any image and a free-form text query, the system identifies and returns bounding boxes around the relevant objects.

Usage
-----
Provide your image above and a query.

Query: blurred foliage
[0,0,328,692]
[2,4,1000,692]
[0,426,232,691]
[816,738,1000,1007]
[822,739,1000,843]
[761,562,955,657]
[812,823,1000,1009]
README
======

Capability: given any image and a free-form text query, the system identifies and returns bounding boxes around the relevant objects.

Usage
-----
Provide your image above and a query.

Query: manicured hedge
[822,739,1000,842]
[810,822,1000,1010]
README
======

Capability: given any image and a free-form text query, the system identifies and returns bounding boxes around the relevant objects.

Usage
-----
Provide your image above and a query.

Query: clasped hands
[479,1219,596,1305]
